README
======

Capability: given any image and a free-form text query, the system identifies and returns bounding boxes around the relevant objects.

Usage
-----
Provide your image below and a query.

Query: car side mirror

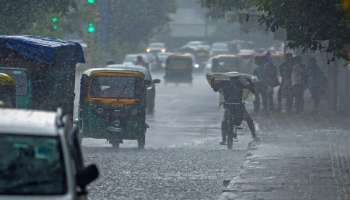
[153,79,161,84]
[76,164,99,189]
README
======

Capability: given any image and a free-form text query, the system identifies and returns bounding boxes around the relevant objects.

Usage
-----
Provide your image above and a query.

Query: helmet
[0,73,15,86]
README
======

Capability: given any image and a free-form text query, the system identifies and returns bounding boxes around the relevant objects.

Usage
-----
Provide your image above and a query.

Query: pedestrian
[135,55,149,69]
[289,56,307,113]
[277,53,294,112]
[263,52,280,112]
[306,57,327,113]
[253,55,268,113]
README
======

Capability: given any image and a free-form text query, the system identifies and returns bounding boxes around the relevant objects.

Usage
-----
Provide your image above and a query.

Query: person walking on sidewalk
[277,53,294,112]
[263,52,280,112]
[253,55,269,113]
[306,57,327,113]
[289,56,307,113]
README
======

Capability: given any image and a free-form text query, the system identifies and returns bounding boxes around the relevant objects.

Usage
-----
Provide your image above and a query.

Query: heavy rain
[1,0,350,200]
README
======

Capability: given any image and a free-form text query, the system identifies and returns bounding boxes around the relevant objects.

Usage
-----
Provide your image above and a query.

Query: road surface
[76,70,253,200]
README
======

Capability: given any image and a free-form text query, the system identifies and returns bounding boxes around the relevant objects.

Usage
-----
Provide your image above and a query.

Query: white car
[146,42,166,53]
[210,42,229,56]
[0,109,98,200]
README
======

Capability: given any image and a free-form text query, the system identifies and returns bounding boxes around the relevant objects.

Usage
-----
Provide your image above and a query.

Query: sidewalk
[219,113,350,200]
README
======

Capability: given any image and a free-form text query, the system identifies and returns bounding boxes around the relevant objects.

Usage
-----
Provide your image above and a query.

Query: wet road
[78,71,252,200]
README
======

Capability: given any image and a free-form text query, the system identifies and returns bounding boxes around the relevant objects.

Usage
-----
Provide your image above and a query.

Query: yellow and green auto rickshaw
[78,67,148,149]
[164,54,193,84]
[0,73,16,108]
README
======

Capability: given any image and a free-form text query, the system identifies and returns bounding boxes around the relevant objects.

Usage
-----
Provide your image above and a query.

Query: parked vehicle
[164,54,193,84]
[0,36,85,115]
[0,73,16,108]
[78,67,150,149]
[0,108,99,199]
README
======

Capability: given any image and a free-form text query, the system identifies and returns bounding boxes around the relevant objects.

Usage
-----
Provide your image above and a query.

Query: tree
[202,0,350,55]
[0,0,76,35]
[102,0,176,61]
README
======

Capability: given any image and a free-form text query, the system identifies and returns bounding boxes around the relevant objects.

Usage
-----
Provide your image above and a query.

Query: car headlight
[146,48,151,53]
[161,48,166,53]
[194,64,200,68]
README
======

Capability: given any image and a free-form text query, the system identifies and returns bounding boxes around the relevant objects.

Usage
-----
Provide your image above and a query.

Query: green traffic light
[51,17,59,23]
[87,0,95,4]
[52,25,59,31]
[88,23,95,33]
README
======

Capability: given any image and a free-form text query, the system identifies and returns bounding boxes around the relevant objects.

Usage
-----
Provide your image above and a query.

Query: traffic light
[87,0,95,4]
[51,17,60,31]
[87,22,96,33]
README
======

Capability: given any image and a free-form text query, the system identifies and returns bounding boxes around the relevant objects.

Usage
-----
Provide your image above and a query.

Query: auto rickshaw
[211,55,241,73]
[0,73,16,108]
[164,54,193,84]
[78,67,148,149]
[0,67,31,108]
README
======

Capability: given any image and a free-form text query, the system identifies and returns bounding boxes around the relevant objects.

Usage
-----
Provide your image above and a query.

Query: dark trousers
[287,84,304,113]
[221,104,256,142]
[254,84,268,113]
[310,87,321,111]
[266,86,274,111]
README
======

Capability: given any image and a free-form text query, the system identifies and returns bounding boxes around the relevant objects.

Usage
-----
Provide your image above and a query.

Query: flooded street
[81,73,252,200]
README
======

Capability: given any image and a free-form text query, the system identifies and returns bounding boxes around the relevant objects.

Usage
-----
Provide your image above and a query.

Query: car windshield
[0,134,66,195]
[212,43,228,50]
[90,76,136,98]
[0,69,28,96]
[149,43,164,48]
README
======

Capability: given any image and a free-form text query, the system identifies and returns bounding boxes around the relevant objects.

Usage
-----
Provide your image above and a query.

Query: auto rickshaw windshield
[90,76,137,98]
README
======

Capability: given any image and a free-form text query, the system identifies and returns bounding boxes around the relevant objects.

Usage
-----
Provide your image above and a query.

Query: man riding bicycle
[211,74,258,147]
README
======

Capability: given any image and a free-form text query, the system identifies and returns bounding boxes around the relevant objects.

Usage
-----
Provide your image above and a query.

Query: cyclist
[212,75,258,145]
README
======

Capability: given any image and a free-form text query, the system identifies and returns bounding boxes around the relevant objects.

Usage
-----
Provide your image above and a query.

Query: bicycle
[222,102,244,150]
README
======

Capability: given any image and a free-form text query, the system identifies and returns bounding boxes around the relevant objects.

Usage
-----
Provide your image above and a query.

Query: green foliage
[102,0,175,59]
[0,0,76,35]
[202,0,350,54]
[108,0,175,47]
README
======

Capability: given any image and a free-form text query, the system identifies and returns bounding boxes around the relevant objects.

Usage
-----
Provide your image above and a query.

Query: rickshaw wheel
[137,133,145,150]
[110,140,120,149]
